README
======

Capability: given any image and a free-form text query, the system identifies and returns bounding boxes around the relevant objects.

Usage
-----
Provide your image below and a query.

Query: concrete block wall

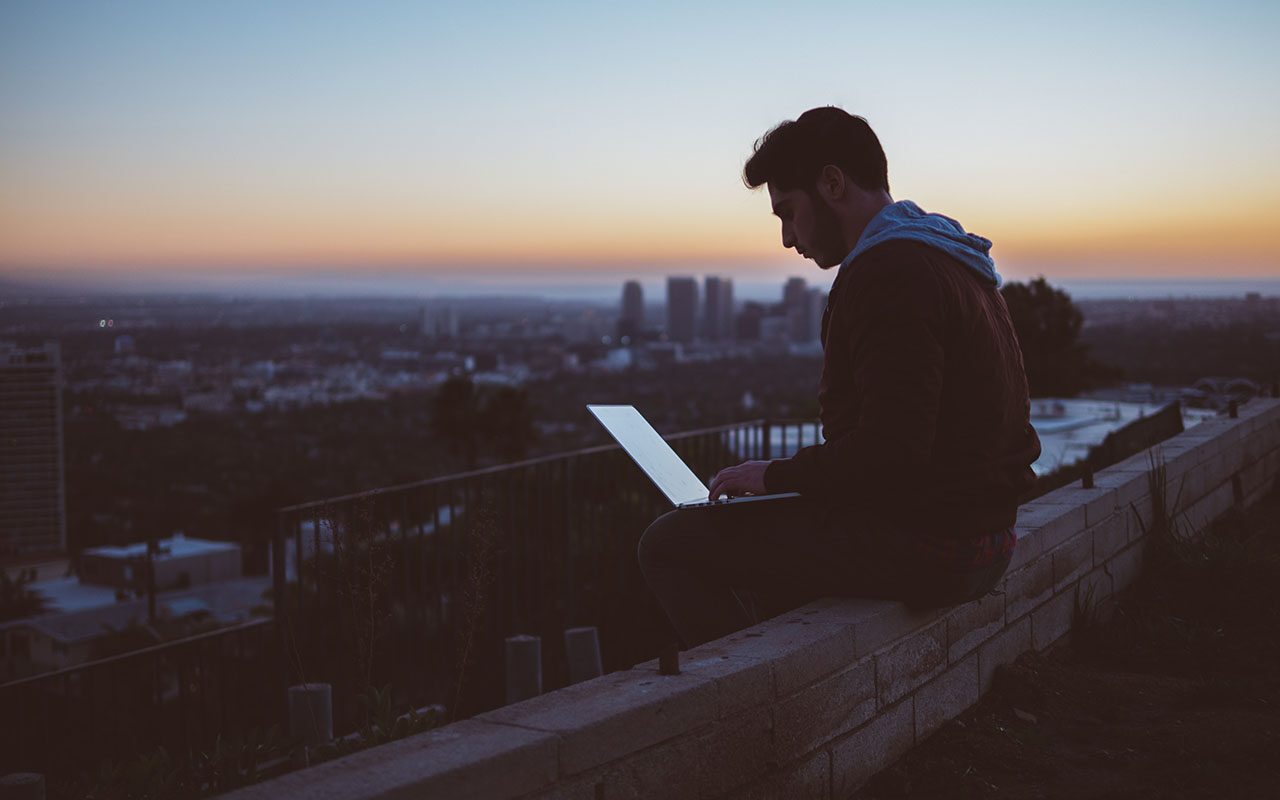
[223,399,1280,800]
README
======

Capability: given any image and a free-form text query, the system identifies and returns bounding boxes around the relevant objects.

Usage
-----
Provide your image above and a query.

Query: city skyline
[2,1,1278,289]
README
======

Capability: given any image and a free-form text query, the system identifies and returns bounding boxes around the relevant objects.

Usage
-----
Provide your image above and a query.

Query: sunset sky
[2,0,1278,293]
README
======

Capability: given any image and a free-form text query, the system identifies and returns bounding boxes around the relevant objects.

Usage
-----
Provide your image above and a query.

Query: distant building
[0,341,66,556]
[735,301,766,341]
[421,304,459,340]
[79,533,242,594]
[666,277,698,343]
[783,277,816,343]
[618,280,644,340]
[703,277,734,341]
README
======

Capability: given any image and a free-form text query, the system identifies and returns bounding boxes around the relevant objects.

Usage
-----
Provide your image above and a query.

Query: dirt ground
[853,487,1280,800]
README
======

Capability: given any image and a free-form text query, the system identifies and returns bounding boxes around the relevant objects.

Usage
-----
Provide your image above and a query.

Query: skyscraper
[702,277,734,341]
[618,280,644,340]
[783,277,812,343]
[1,341,66,556]
[666,277,698,343]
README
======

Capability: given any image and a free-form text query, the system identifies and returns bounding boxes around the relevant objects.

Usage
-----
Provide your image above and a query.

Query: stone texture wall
[224,398,1280,800]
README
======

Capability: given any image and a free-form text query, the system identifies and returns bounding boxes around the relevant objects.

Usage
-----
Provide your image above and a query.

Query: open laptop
[587,404,801,508]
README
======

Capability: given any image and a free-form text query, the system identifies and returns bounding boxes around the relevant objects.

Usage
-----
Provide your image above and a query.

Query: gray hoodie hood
[839,200,1001,287]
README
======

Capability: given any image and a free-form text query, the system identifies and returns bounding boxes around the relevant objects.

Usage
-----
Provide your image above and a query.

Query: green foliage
[1001,277,1117,397]
[189,725,286,794]
[354,684,440,748]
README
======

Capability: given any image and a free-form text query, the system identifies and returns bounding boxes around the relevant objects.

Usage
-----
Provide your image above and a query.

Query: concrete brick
[1237,457,1272,499]
[1091,466,1150,513]
[1003,555,1056,622]
[978,617,1031,695]
[1079,565,1114,607]
[787,597,940,658]
[478,665,717,776]
[1007,523,1044,572]
[1013,501,1087,554]
[725,749,829,800]
[1040,484,1118,527]
[1149,440,1204,484]
[1180,417,1241,454]
[1123,502,1152,544]
[1181,480,1236,535]
[537,707,775,800]
[945,590,1005,664]
[1031,589,1076,651]
[1127,490,1155,537]
[641,640,773,718]
[1104,540,1146,595]
[773,658,876,762]
[874,620,947,707]
[1050,532,1092,593]
[914,655,980,742]
[696,706,776,798]
[532,735,702,800]
[1089,510,1129,566]
[829,698,914,799]
[222,719,558,800]
[704,617,856,699]
[1180,453,1228,508]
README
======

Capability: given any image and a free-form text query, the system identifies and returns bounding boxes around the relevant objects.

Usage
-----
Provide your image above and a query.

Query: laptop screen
[587,405,709,506]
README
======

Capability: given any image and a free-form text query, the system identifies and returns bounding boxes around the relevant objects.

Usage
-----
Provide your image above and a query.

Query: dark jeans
[637,495,1010,648]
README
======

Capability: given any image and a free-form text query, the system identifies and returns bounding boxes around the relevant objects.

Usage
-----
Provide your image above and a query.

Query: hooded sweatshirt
[764,201,1041,539]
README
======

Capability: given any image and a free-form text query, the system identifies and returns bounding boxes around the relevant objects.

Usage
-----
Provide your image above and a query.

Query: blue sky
[2,1,1278,292]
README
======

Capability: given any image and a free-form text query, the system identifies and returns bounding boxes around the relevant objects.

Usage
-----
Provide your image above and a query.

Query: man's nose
[781,223,795,250]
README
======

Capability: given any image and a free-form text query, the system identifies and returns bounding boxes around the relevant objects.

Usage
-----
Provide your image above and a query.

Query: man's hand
[708,460,771,500]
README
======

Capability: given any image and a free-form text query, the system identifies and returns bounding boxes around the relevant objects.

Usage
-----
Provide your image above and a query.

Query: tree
[431,375,481,467]
[479,386,538,461]
[1001,277,1116,397]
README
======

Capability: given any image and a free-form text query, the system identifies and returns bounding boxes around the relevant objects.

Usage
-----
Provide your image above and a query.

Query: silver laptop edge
[587,404,799,508]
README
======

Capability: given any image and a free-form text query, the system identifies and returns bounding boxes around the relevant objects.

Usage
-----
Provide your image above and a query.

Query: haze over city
[2,0,1278,297]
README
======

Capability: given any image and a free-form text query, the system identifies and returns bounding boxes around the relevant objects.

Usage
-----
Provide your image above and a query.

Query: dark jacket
[764,240,1041,537]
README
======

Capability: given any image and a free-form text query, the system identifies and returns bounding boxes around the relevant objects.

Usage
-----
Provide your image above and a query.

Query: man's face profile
[767,182,846,270]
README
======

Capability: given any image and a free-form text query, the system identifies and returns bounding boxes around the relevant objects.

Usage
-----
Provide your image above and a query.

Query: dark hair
[743,106,889,193]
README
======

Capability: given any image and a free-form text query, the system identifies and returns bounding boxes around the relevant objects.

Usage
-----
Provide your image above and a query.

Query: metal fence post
[505,635,542,704]
[563,627,603,684]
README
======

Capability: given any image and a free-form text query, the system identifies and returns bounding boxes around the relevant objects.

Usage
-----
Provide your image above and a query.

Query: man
[637,107,1041,648]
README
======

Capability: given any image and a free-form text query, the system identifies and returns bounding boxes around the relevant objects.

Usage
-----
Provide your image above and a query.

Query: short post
[0,773,45,800]
[1081,464,1094,489]
[1228,399,1238,418]
[506,635,542,704]
[288,683,334,748]
[563,626,603,684]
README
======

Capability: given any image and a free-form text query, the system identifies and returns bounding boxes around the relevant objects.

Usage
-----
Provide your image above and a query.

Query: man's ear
[816,164,846,203]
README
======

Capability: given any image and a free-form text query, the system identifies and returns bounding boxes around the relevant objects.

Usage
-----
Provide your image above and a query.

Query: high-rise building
[618,280,644,340]
[702,277,734,341]
[783,277,812,342]
[666,277,698,343]
[421,304,459,340]
[1,341,66,556]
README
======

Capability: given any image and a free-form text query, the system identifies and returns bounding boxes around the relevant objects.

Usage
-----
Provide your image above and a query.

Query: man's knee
[637,509,695,572]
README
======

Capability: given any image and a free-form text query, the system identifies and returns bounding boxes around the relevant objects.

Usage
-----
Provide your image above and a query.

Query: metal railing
[0,417,820,775]
[271,418,822,730]
[0,618,281,776]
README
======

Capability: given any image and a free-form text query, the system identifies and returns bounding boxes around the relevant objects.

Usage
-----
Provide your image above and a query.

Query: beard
[807,189,849,269]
